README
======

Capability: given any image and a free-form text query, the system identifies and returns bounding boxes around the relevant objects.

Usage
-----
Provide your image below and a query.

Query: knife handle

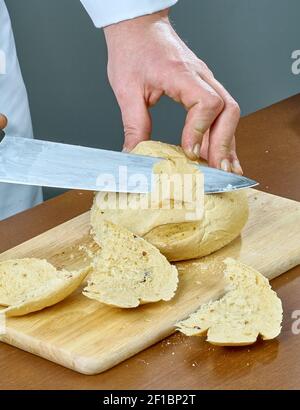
[0,129,5,142]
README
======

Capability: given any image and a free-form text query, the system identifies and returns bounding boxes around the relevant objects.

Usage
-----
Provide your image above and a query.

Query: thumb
[119,95,152,152]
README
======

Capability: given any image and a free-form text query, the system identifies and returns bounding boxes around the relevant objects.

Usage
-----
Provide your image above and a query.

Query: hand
[104,9,243,174]
[0,114,7,130]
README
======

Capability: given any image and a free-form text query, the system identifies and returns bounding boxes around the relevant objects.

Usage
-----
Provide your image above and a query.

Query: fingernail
[122,146,130,153]
[192,143,201,158]
[232,159,243,175]
[220,159,231,172]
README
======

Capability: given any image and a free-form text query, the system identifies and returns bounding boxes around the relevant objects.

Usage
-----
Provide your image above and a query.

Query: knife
[0,133,258,194]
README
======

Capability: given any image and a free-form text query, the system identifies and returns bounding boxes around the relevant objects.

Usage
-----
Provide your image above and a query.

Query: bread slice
[176,258,283,346]
[0,258,90,317]
[83,220,178,308]
[91,141,249,262]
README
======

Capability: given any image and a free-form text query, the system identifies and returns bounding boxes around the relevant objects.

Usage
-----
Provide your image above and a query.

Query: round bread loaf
[91,141,249,262]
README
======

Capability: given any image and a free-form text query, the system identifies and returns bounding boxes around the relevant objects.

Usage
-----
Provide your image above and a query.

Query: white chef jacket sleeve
[80,0,178,28]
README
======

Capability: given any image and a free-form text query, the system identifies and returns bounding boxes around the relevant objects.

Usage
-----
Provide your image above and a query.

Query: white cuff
[80,0,178,28]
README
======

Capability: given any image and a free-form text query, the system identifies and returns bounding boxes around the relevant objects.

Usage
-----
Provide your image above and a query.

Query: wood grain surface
[0,94,300,388]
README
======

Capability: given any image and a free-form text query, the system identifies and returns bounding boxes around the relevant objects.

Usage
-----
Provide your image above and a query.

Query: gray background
[5,0,300,198]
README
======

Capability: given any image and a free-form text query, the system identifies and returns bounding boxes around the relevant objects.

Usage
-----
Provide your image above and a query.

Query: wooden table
[1,95,300,390]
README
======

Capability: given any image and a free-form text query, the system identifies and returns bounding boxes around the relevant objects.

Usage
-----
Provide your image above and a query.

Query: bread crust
[91,141,249,261]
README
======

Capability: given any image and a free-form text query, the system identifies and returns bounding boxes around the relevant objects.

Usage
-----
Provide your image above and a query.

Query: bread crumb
[137,359,149,366]
[78,244,96,259]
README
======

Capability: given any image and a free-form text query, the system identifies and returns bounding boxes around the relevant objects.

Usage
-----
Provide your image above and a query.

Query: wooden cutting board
[0,189,300,375]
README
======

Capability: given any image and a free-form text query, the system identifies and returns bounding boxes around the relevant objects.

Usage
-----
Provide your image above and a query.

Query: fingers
[0,114,7,130]
[200,76,242,174]
[198,130,210,161]
[176,75,224,160]
[228,137,243,175]
[117,93,152,152]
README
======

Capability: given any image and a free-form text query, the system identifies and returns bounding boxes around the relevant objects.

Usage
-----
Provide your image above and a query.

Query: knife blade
[0,135,258,193]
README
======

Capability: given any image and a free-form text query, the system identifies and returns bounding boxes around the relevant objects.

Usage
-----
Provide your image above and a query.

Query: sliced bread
[176,258,283,346]
[0,258,90,317]
[83,220,179,308]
